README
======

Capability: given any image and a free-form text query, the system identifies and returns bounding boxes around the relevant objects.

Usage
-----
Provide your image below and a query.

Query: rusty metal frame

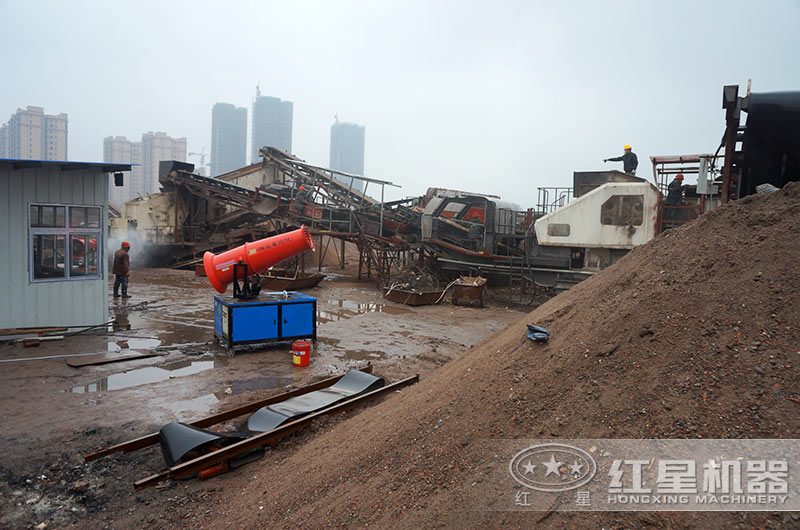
[163,171,279,215]
[721,85,742,203]
[649,154,723,234]
[83,365,372,463]
[133,374,419,490]
[160,151,414,280]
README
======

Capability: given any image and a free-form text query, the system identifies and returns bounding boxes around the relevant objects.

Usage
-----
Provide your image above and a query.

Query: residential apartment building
[141,132,187,196]
[103,136,143,205]
[103,132,185,203]
[0,106,68,160]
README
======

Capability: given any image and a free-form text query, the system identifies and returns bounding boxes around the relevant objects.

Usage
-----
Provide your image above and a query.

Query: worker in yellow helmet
[604,144,638,175]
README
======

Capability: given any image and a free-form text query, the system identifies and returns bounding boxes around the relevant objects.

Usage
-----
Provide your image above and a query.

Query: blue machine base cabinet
[213,291,317,349]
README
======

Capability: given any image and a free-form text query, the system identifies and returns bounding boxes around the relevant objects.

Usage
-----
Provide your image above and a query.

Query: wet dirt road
[0,268,522,528]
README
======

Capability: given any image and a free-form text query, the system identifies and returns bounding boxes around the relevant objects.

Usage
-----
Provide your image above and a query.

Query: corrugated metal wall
[0,164,109,328]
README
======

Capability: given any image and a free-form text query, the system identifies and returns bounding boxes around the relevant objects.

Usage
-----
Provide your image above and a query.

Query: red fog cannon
[203,225,315,298]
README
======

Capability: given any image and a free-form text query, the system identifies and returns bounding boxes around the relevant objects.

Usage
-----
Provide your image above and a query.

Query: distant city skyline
[3,1,799,207]
[211,102,247,176]
[330,120,366,192]
[1,96,371,204]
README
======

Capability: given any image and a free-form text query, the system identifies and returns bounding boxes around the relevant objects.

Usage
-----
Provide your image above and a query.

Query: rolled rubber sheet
[247,369,384,432]
[159,422,237,467]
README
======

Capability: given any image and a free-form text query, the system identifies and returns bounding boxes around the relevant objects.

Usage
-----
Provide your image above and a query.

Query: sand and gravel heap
[216,183,800,529]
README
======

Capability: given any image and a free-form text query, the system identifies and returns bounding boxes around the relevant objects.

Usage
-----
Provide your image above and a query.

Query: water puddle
[118,311,215,344]
[321,272,348,281]
[113,312,131,331]
[317,300,412,323]
[107,338,162,351]
[69,359,219,393]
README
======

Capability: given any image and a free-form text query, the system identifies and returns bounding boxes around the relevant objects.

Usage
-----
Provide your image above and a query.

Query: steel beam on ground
[133,374,418,490]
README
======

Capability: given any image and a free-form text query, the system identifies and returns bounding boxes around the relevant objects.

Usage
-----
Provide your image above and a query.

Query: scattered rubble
[384,265,442,294]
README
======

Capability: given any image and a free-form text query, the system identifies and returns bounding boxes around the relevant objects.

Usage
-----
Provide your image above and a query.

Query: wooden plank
[83,364,372,463]
[66,349,159,367]
[0,327,68,336]
[134,374,418,490]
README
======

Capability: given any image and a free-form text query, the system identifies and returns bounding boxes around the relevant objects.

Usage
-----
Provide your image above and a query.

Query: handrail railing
[536,187,574,215]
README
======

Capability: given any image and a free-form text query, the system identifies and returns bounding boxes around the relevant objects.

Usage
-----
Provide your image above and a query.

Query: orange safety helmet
[299,185,306,191]
[675,174,684,181]
[121,241,131,248]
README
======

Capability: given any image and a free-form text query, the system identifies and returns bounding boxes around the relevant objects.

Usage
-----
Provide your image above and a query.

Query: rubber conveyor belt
[159,422,246,467]
[247,369,384,433]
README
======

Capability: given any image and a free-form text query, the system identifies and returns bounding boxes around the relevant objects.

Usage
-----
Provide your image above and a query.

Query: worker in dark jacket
[663,173,685,225]
[604,144,638,174]
[112,241,131,298]
[666,173,684,206]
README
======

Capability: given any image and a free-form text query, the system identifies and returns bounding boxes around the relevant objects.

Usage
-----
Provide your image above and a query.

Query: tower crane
[189,148,210,176]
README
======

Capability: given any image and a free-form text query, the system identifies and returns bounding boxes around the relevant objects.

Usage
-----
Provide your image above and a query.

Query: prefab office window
[29,204,103,282]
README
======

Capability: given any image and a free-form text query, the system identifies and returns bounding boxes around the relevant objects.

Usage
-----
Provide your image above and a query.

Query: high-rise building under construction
[251,88,293,162]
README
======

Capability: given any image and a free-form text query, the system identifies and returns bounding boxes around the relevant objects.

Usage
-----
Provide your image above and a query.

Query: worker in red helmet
[666,173,685,206]
[663,173,685,227]
[113,241,131,298]
[297,184,314,206]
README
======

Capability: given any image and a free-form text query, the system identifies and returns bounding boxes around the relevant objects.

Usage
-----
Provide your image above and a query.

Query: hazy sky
[2,0,799,205]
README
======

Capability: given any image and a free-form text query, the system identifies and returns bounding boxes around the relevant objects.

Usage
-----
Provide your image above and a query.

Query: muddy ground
[0,267,522,529]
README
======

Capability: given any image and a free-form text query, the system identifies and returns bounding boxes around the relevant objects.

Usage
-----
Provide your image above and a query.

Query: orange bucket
[292,340,311,367]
